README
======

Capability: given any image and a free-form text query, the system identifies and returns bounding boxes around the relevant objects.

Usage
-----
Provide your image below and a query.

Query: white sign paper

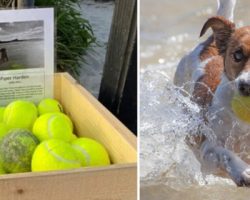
[0,8,54,105]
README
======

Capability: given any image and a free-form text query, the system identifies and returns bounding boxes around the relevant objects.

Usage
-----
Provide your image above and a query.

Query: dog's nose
[238,81,250,96]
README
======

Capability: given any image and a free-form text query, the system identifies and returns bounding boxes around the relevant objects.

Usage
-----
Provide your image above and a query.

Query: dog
[174,0,250,186]
[0,48,8,64]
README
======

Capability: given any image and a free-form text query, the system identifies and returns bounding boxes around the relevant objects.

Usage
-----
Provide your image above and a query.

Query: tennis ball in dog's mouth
[231,93,250,123]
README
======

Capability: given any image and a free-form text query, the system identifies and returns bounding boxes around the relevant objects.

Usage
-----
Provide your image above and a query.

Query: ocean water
[0,40,43,70]
[140,0,250,199]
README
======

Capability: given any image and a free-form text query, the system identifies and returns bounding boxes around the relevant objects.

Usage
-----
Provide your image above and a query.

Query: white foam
[140,69,235,188]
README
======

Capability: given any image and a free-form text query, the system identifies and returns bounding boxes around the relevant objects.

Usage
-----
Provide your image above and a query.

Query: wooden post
[98,0,137,133]
[0,0,34,8]
[0,0,14,7]
[17,0,23,8]
[17,0,34,8]
[116,39,137,134]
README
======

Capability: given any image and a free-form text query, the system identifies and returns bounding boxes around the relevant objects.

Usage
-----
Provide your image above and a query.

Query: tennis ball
[0,123,9,141]
[0,107,5,122]
[71,133,78,140]
[3,100,38,130]
[31,139,81,172]
[38,98,63,115]
[231,93,250,123]
[71,138,110,167]
[0,164,6,175]
[0,129,39,173]
[32,113,74,142]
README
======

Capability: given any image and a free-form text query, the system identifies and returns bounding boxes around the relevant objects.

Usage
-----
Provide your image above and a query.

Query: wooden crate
[0,73,137,200]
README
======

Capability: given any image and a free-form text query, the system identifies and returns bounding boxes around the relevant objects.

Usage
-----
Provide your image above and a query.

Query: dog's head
[201,16,250,96]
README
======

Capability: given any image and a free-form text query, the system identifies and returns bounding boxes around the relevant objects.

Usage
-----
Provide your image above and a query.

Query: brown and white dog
[174,0,250,186]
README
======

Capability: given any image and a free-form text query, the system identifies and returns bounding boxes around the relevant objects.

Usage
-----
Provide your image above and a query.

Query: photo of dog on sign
[0,20,44,70]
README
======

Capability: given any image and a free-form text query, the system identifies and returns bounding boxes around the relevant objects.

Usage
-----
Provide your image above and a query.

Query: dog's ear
[200,16,235,55]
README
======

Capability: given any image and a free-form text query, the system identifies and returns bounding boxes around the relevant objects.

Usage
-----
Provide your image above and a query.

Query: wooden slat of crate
[54,73,137,164]
[0,164,136,200]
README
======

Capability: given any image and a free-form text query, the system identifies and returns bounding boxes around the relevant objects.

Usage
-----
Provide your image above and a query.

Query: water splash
[140,69,235,188]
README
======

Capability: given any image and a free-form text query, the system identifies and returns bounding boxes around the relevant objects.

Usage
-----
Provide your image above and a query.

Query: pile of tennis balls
[0,98,110,174]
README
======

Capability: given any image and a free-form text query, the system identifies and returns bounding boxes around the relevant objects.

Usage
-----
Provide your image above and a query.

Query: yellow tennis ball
[71,137,110,167]
[0,107,5,122]
[70,133,78,140]
[31,139,81,172]
[231,93,250,123]
[38,98,63,115]
[3,100,37,130]
[0,123,9,141]
[32,113,74,142]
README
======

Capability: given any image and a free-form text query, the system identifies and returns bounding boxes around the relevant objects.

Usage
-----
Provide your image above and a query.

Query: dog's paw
[235,168,250,187]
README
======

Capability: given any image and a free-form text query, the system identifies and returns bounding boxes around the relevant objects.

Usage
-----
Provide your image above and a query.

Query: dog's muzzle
[238,80,250,96]
[236,72,250,96]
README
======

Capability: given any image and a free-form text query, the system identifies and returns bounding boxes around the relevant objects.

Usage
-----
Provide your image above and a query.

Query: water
[140,0,250,198]
[79,0,114,97]
[141,184,250,200]
[0,40,43,70]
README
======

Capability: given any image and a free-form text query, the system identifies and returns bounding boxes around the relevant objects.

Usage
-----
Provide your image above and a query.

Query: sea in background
[0,21,44,70]
[79,0,114,97]
[140,0,250,199]
[0,40,43,70]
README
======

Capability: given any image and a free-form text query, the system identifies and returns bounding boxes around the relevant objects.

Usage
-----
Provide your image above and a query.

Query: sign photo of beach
[0,20,44,71]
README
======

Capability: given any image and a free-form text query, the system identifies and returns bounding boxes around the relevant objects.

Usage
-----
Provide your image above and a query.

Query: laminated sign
[0,8,54,105]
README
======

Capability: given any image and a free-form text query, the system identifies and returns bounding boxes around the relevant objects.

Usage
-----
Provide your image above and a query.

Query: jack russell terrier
[174,0,250,186]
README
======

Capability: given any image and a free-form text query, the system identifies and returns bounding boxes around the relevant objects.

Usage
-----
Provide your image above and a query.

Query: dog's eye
[233,50,244,62]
